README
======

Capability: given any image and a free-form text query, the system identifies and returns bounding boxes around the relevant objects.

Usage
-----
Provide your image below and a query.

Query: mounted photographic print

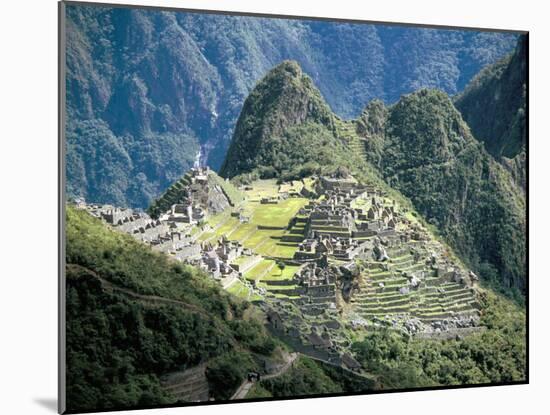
[58,1,528,413]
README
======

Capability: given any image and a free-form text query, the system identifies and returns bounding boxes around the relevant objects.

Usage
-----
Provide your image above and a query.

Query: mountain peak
[271,59,302,76]
[385,88,474,169]
[220,61,334,178]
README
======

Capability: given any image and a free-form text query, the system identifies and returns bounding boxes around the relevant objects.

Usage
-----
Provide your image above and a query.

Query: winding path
[230,353,299,400]
[68,264,206,314]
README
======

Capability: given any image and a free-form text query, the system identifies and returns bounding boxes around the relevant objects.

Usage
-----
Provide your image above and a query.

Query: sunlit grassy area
[241,228,275,247]
[273,293,301,300]
[230,255,252,267]
[242,179,279,201]
[258,282,298,291]
[249,198,308,229]
[261,264,301,281]
[278,180,304,194]
[227,223,257,242]
[194,181,309,264]
[226,279,250,299]
[197,181,308,262]
[210,221,303,260]
[214,217,240,235]
[197,231,215,242]
[244,259,276,281]
[207,211,231,228]
[260,239,300,259]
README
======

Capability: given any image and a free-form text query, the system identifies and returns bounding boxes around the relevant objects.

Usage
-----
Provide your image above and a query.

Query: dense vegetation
[220,61,334,178]
[65,206,277,412]
[221,60,526,294]
[455,37,526,159]
[352,291,526,388]
[379,89,526,293]
[65,3,517,207]
[66,119,198,207]
[205,351,257,400]
[249,356,375,398]
[455,36,527,189]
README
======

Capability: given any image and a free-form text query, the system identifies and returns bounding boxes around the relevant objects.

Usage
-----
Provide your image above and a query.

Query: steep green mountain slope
[65,206,278,411]
[220,61,334,178]
[221,61,526,294]
[455,37,527,188]
[378,90,526,292]
[65,3,517,208]
[455,37,527,159]
[218,62,409,211]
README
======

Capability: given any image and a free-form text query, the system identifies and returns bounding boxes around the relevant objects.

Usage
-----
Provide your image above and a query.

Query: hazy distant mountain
[65,3,517,208]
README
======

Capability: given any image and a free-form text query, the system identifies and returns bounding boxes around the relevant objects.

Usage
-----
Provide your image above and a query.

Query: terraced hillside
[148,169,243,219]
[73,168,526,402]
[352,242,480,331]
[160,364,209,403]
[335,119,367,160]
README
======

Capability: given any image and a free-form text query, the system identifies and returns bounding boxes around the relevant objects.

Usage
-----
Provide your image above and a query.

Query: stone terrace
[350,236,481,334]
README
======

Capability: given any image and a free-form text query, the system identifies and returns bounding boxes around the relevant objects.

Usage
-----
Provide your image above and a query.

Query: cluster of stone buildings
[78,169,483,375]
[83,198,266,289]
[293,176,399,263]
[295,236,373,262]
[199,239,253,281]
[83,204,204,260]
[265,287,362,372]
[161,203,206,225]
[262,255,365,370]
[175,167,232,216]
[150,167,235,221]
[77,168,262,291]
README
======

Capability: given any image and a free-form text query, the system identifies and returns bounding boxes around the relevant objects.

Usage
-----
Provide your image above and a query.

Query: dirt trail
[303,353,378,382]
[67,264,207,315]
[230,353,299,400]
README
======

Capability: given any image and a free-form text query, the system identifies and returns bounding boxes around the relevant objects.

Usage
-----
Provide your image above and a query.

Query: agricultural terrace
[199,180,308,260]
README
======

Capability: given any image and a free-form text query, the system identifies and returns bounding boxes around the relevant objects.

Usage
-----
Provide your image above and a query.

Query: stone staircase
[160,363,209,403]
[337,121,367,159]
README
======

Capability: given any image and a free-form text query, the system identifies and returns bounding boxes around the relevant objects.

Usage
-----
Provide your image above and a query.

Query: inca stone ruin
[76,169,483,375]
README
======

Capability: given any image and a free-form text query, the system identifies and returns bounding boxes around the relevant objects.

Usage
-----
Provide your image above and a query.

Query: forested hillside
[65,3,517,208]
[375,90,526,293]
[65,206,280,412]
[455,37,527,189]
